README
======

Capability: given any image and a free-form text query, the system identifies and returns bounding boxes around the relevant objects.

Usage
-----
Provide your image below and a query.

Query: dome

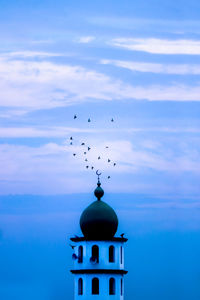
[80,183,118,240]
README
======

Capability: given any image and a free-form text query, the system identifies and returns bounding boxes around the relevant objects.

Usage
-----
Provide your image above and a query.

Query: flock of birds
[68,114,117,180]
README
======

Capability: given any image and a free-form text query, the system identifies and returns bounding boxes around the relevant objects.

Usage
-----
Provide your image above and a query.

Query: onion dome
[80,182,118,240]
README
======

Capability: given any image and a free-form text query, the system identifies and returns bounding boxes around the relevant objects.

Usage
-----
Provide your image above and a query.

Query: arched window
[78,246,83,263]
[92,245,99,263]
[109,245,115,262]
[120,246,123,264]
[92,277,99,295]
[78,278,83,295]
[109,278,115,295]
[121,278,123,296]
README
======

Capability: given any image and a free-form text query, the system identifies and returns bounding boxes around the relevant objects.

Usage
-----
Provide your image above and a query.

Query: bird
[70,142,73,145]
[111,118,114,122]
[108,176,111,179]
[91,166,94,170]
[84,152,87,155]
[85,159,88,162]
[98,156,101,160]
[88,118,91,122]
[86,165,89,169]
[73,153,76,156]
[69,244,76,249]
[74,115,77,119]
[105,146,109,149]
[108,159,111,163]
[81,142,85,146]
[88,147,91,151]
[113,163,116,166]
[120,233,125,238]
[70,137,73,140]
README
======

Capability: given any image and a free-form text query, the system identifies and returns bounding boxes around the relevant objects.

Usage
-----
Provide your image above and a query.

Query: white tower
[70,178,128,300]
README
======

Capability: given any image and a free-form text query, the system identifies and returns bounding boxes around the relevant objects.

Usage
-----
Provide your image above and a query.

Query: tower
[70,178,128,299]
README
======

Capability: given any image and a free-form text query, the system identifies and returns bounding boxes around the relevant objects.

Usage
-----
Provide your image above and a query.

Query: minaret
[70,176,128,299]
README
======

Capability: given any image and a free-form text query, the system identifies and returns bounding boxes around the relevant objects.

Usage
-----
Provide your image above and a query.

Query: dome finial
[94,170,104,200]
[96,169,101,187]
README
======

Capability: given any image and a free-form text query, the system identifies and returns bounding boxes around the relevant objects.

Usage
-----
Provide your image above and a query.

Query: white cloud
[78,36,95,43]
[0,54,200,117]
[0,126,97,138]
[101,59,200,75]
[111,38,200,55]
[3,51,62,58]
[0,138,200,194]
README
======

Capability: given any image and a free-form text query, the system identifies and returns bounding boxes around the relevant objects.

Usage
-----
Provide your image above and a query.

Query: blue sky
[0,1,200,299]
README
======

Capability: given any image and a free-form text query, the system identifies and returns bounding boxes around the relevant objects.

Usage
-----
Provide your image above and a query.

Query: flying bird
[88,118,91,122]
[74,115,77,119]
[108,159,111,163]
[105,146,109,149]
[88,147,91,151]
[120,233,125,238]
[111,118,114,122]
[91,166,94,170]
[73,153,76,156]
[69,244,76,249]
[98,156,101,160]
[70,137,73,140]
[108,176,111,179]
[86,166,89,169]
[113,163,116,166]
[70,142,73,145]
[81,143,85,146]
[84,152,87,155]
[85,159,88,162]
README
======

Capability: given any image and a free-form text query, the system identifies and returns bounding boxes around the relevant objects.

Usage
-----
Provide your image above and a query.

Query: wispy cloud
[0,138,200,193]
[111,38,200,55]
[1,126,200,138]
[101,59,200,75]
[1,54,200,118]
[77,36,95,43]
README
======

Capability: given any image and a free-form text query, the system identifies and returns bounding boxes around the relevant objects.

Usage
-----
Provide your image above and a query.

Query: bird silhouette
[113,163,116,166]
[111,118,114,122]
[84,152,87,155]
[69,244,76,249]
[105,146,109,148]
[91,166,94,170]
[98,156,101,160]
[70,142,73,145]
[88,147,91,151]
[74,115,77,119]
[108,159,111,162]
[88,118,91,122]
[86,165,89,169]
[120,233,125,238]
[70,137,73,140]
[73,153,76,156]
[81,143,85,146]
[85,159,88,162]
[108,176,111,179]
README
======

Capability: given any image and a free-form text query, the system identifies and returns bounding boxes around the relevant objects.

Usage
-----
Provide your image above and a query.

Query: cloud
[3,51,63,58]
[1,54,200,118]
[101,59,200,75]
[1,126,200,138]
[111,38,200,55]
[77,36,95,43]
[0,127,97,138]
[0,137,200,194]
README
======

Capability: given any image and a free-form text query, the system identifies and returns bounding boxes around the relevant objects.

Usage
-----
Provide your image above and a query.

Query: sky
[0,0,200,299]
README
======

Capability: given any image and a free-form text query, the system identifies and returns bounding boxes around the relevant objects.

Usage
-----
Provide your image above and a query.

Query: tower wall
[73,241,124,270]
[74,273,124,300]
